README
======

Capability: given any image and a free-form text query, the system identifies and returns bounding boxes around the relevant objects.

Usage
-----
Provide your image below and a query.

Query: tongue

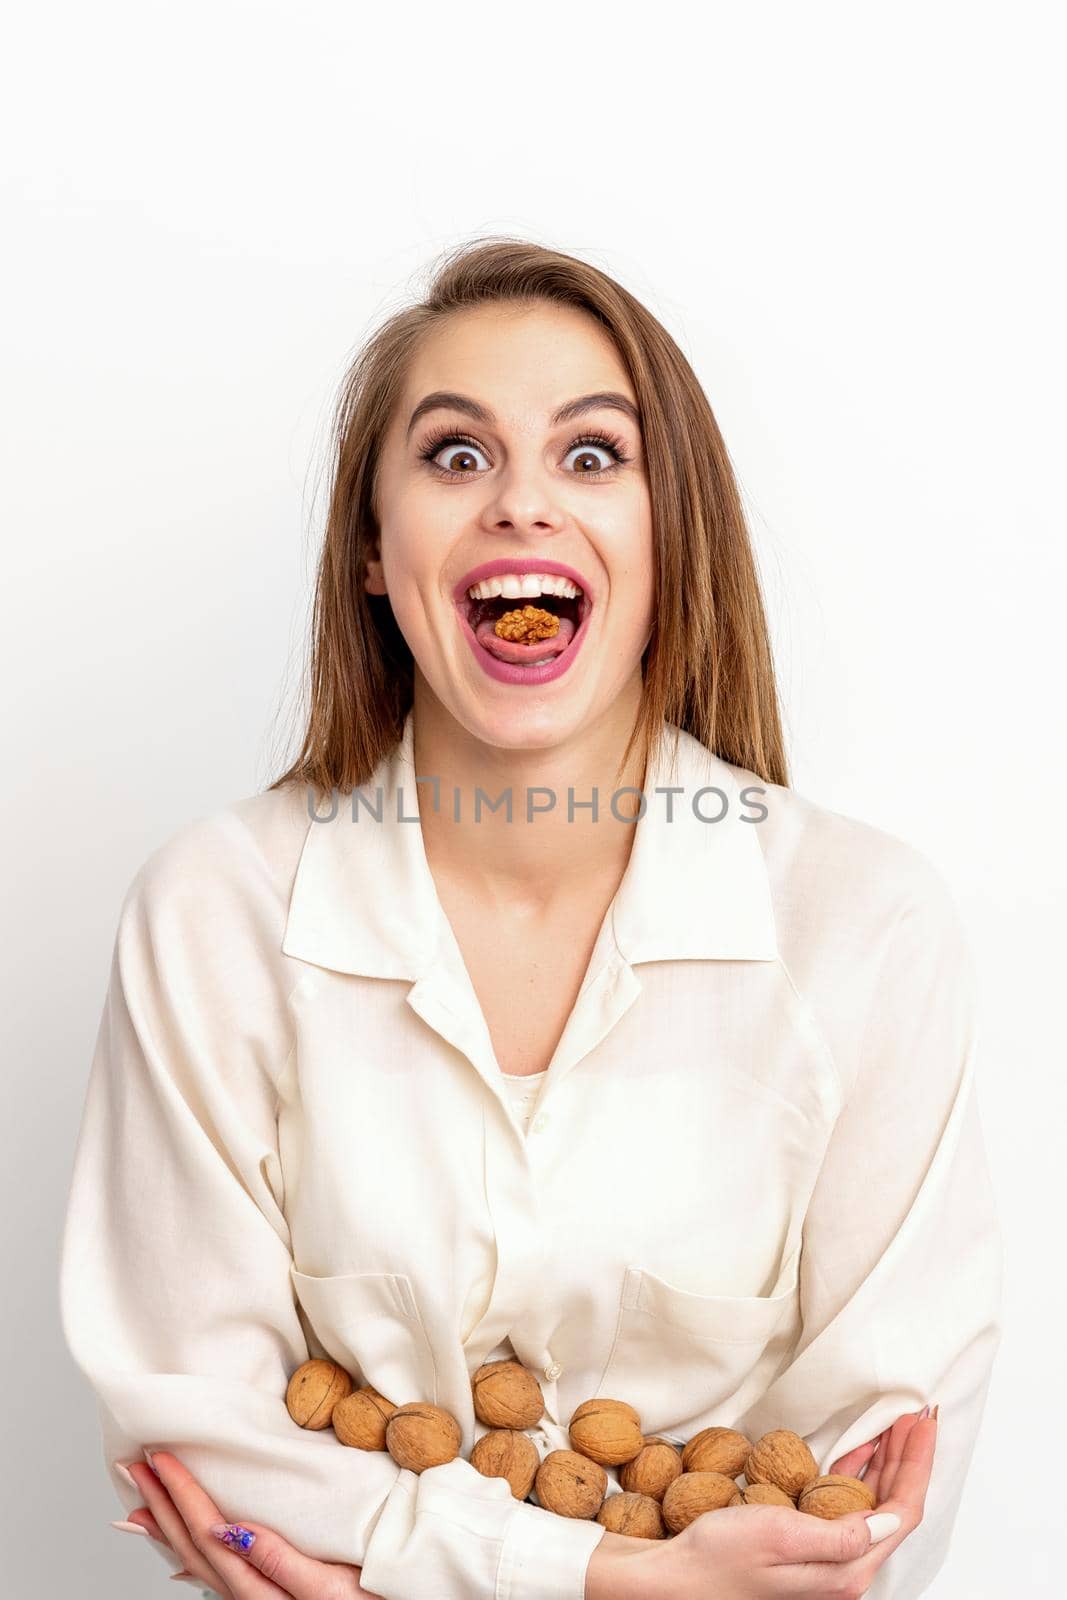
[474,613,577,663]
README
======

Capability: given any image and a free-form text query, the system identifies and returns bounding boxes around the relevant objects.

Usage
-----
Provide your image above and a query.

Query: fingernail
[113,1460,139,1489]
[918,1404,931,1419]
[865,1512,902,1544]
[931,1403,940,1421]
[210,1521,256,1553]
[144,1449,161,1477]
[111,1519,150,1538]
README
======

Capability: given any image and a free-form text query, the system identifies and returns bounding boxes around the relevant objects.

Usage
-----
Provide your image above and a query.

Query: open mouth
[458,577,591,668]
[463,586,585,635]
[454,569,598,681]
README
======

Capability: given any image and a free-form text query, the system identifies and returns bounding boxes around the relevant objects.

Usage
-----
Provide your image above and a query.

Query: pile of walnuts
[285,1356,875,1539]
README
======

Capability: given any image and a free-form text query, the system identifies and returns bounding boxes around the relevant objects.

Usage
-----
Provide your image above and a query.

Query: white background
[2,2,1062,1594]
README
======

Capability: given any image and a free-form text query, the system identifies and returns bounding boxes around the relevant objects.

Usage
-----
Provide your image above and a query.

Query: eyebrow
[405,389,642,440]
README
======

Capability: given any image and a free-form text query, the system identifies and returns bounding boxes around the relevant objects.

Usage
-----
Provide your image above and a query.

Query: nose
[480,454,568,538]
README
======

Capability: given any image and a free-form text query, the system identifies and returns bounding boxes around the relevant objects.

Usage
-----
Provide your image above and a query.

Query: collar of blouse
[281,708,780,984]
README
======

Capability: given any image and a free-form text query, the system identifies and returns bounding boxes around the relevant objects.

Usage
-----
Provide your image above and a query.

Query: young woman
[59,239,1002,1600]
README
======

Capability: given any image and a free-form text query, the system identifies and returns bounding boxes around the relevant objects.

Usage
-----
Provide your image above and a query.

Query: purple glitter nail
[209,1521,256,1553]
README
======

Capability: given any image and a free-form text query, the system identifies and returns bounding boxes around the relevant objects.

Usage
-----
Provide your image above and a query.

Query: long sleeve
[738,856,1004,1599]
[58,823,605,1600]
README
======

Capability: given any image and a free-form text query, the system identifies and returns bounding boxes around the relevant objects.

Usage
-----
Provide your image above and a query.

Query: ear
[364,541,388,596]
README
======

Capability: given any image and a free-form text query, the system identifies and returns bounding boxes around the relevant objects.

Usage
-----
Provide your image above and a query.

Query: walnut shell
[331,1385,397,1450]
[385,1403,462,1473]
[596,1491,667,1539]
[737,1482,796,1507]
[285,1359,353,1430]
[661,1471,739,1533]
[682,1426,752,1479]
[568,1399,644,1466]
[471,1360,546,1429]
[619,1438,684,1501]
[470,1429,540,1500]
[744,1430,819,1498]
[798,1474,877,1519]
[534,1448,609,1518]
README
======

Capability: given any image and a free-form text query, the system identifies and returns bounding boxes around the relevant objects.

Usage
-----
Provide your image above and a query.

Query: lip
[451,556,594,688]
[451,556,593,607]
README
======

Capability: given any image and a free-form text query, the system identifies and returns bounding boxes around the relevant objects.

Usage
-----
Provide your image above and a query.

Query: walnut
[385,1403,462,1473]
[798,1475,877,1519]
[682,1427,752,1479]
[285,1359,352,1430]
[568,1399,645,1466]
[619,1438,684,1501]
[470,1429,540,1500]
[661,1471,740,1532]
[331,1385,397,1450]
[534,1449,609,1519]
[737,1482,797,1507]
[596,1491,667,1539]
[471,1360,545,1429]
[493,605,561,643]
[744,1430,819,1498]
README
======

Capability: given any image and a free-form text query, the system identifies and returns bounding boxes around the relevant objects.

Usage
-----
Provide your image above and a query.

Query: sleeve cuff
[496,1497,607,1600]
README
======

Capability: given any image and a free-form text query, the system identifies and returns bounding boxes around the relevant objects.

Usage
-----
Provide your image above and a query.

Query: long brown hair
[268,237,789,799]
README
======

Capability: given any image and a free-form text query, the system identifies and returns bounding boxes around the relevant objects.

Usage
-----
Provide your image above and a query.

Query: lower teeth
[504,655,559,668]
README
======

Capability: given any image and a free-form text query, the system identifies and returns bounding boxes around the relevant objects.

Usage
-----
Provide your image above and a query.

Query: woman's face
[370,301,655,753]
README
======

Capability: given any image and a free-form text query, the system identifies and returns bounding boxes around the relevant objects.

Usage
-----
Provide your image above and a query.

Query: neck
[410,675,651,915]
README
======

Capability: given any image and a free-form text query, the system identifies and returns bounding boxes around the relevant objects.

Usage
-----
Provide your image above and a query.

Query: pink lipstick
[452,557,594,686]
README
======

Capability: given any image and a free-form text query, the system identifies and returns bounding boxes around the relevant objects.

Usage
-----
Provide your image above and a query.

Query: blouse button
[544,1360,563,1381]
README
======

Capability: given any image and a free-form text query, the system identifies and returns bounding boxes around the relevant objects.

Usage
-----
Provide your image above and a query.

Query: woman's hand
[587,1407,937,1600]
[828,1403,937,1503]
[120,1452,383,1597]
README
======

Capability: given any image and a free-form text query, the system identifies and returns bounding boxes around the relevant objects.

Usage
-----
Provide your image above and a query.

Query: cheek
[375,541,461,674]
[379,583,442,673]
[610,511,656,631]
[378,505,454,609]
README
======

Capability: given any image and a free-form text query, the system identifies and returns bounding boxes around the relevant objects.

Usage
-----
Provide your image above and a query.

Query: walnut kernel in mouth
[492,605,562,644]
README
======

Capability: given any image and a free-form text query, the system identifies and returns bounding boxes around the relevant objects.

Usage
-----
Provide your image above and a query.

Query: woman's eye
[563,443,616,473]
[430,441,490,474]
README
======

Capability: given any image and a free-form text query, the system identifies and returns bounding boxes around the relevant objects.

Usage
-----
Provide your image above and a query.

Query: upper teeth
[466,573,582,602]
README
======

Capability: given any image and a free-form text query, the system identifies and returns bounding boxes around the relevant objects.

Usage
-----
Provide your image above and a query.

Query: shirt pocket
[592,1247,801,1439]
[289,1265,439,1408]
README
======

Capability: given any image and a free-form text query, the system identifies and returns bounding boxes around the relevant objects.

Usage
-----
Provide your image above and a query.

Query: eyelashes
[417,427,633,480]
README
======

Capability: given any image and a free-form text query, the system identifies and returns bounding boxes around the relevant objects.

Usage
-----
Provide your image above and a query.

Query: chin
[444,697,594,756]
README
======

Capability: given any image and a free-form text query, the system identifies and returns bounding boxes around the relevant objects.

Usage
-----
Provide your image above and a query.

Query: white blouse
[468,1070,549,1350]
[58,710,1003,1600]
